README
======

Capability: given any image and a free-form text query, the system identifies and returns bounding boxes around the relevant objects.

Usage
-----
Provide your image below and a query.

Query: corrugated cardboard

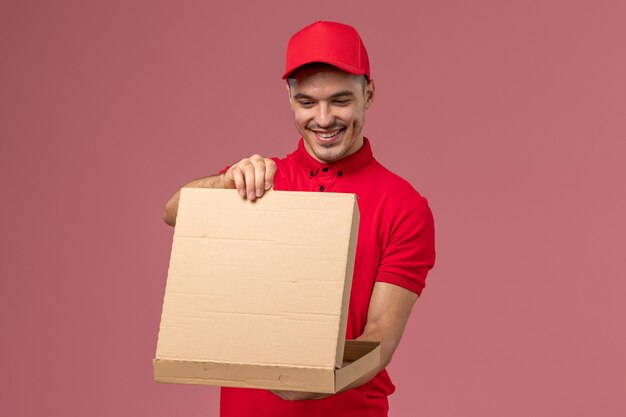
[154,188,381,393]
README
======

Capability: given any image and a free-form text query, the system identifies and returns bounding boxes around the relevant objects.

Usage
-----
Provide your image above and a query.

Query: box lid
[155,188,360,370]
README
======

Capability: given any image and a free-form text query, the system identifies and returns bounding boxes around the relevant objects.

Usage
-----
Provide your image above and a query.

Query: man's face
[287,66,375,164]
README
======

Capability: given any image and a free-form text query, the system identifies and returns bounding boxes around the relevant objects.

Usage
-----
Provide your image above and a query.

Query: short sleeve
[375,196,436,296]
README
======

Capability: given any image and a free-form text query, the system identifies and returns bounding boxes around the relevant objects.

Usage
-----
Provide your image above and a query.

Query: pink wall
[1,1,625,416]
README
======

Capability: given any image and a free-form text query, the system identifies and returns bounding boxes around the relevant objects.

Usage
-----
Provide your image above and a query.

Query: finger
[222,167,236,188]
[264,158,277,190]
[243,163,256,200]
[231,167,246,197]
[253,159,266,197]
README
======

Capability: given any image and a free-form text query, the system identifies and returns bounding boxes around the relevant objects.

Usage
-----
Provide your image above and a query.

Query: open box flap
[155,189,360,370]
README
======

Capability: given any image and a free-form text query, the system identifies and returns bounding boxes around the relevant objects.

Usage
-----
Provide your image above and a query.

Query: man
[163,21,435,417]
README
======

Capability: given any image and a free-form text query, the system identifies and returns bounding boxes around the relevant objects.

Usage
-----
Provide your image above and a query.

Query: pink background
[1,1,625,416]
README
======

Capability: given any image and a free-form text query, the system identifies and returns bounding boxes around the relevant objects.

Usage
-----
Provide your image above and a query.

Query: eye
[333,99,350,105]
[298,101,314,108]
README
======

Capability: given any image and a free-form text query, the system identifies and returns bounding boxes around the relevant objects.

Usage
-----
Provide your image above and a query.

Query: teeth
[317,130,341,138]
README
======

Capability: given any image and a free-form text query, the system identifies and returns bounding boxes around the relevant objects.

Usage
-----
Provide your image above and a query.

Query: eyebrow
[293,90,356,100]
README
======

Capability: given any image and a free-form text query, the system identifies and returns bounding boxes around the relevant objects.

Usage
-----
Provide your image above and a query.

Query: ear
[364,79,375,109]
[286,81,295,110]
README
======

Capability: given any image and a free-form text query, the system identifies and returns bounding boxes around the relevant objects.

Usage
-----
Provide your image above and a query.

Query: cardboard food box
[154,188,381,393]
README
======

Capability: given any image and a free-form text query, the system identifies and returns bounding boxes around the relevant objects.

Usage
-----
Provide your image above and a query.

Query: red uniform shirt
[220,138,436,417]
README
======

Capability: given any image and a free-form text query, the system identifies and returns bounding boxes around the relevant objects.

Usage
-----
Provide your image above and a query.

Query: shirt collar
[296,137,374,177]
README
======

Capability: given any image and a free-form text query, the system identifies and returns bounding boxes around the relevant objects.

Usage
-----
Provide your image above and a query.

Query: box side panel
[333,199,360,369]
[343,340,380,362]
[334,341,381,392]
[155,189,358,369]
[154,359,336,393]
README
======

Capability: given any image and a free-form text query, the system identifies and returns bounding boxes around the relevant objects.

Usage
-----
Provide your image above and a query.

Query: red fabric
[221,386,388,417]
[220,138,435,417]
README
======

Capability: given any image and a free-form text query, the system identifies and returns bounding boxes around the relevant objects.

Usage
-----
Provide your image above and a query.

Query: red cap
[282,21,370,80]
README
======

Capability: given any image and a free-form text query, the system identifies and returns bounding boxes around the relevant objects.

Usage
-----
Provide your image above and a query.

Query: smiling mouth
[311,128,345,142]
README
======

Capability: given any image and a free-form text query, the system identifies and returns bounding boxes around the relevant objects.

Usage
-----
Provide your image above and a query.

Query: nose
[314,102,334,129]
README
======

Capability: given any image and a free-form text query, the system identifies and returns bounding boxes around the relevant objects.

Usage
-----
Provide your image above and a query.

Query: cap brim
[282,58,367,79]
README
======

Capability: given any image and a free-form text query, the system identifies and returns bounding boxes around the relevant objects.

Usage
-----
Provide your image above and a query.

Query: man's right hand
[223,154,277,201]
[163,154,277,226]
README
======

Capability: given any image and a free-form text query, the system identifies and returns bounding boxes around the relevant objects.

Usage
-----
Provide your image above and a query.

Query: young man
[163,21,435,417]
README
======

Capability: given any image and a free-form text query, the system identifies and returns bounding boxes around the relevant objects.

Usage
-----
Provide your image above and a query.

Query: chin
[315,148,345,164]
